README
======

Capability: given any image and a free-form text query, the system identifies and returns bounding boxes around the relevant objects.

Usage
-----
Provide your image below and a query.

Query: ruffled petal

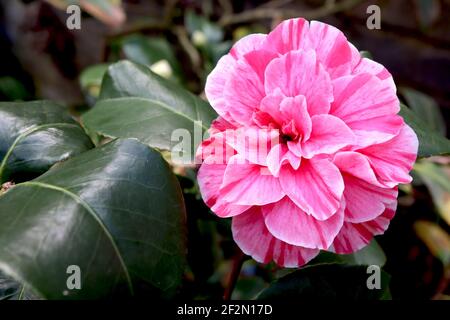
[266,143,301,177]
[264,50,333,116]
[232,207,320,267]
[301,114,355,158]
[224,50,276,125]
[196,132,236,164]
[225,127,280,166]
[205,34,267,124]
[230,33,267,59]
[342,176,398,223]
[219,155,285,206]
[358,124,418,186]
[306,20,353,79]
[262,197,344,249]
[333,151,382,186]
[279,158,344,220]
[330,73,402,147]
[332,202,396,254]
[260,91,312,140]
[205,54,237,121]
[262,18,309,54]
[197,157,250,218]
[350,42,395,89]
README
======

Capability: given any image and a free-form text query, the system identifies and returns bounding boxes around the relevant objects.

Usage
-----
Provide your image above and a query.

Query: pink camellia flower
[197,18,418,267]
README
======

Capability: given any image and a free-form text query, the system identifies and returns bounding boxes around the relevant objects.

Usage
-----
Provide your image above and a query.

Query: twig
[173,26,202,73]
[218,0,364,26]
[162,0,179,25]
[218,0,233,17]
[260,0,294,9]
[223,249,246,300]
[105,0,178,39]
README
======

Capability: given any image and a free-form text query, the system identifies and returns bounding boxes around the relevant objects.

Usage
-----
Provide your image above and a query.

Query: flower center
[280,120,300,143]
[281,133,294,143]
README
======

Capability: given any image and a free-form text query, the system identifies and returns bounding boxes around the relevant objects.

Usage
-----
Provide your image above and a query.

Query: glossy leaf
[401,88,446,136]
[0,77,30,101]
[185,10,224,44]
[413,0,441,28]
[258,264,391,300]
[0,101,94,183]
[83,97,207,156]
[414,221,450,266]
[311,240,387,267]
[98,61,216,123]
[400,104,450,157]
[0,271,38,300]
[359,51,373,59]
[121,35,181,81]
[79,63,110,99]
[414,160,450,225]
[0,139,187,299]
[84,61,217,159]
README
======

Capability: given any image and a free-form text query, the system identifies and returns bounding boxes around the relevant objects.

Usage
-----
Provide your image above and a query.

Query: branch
[218,0,364,26]
[223,249,246,300]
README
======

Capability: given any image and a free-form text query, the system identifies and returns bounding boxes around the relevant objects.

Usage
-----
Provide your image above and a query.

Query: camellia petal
[266,143,301,177]
[279,158,344,220]
[264,50,333,116]
[220,155,285,206]
[205,34,267,124]
[332,202,396,254]
[350,42,395,89]
[330,73,402,146]
[262,18,309,55]
[232,207,320,267]
[229,33,267,60]
[262,197,345,249]
[301,114,355,158]
[224,127,280,166]
[358,124,418,186]
[306,20,353,79]
[197,157,250,218]
[341,176,398,223]
[333,151,382,186]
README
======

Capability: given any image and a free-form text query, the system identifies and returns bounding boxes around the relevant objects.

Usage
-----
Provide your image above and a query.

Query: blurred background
[0,0,449,300]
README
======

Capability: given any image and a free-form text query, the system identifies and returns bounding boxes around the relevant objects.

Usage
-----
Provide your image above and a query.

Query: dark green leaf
[414,221,450,266]
[0,77,30,101]
[0,101,94,183]
[121,35,182,81]
[185,10,224,44]
[0,139,187,299]
[79,64,110,99]
[359,51,373,59]
[311,239,387,267]
[413,161,450,225]
[204,41,233,67]
[401,88,446,136]
[400,104,450,157]
[258,264,391,300]
[98,61,216,124]
[82,97,206,156]
[85,61,217,158]
[0,271,39,300]
[413,0,441,28]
